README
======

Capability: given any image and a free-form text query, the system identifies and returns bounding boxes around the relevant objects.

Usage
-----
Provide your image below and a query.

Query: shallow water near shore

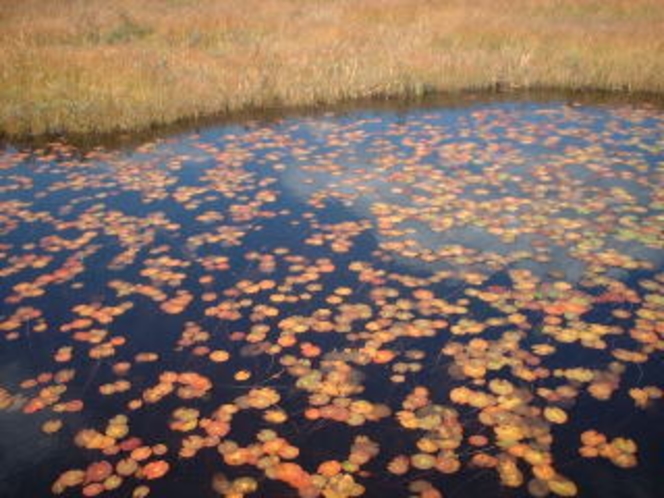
[1,97,663,498]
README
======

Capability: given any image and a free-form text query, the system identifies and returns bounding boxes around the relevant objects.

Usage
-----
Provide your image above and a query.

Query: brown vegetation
[1,0,662,135]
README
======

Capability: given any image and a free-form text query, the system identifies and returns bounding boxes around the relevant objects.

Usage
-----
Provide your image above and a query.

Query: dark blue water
[1,99,663,498]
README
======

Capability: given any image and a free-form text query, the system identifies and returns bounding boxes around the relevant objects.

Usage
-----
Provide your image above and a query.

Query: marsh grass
[1,0,663,136]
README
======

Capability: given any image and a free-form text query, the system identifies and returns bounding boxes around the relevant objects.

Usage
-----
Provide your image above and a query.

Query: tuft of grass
[102,13,153,45]
[1,0,663,136]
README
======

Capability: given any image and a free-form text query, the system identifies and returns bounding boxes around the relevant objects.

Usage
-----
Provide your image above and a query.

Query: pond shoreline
[3,87,664,151]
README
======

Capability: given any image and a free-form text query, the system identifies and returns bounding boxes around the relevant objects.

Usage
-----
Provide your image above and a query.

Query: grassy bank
[1,0,663,136]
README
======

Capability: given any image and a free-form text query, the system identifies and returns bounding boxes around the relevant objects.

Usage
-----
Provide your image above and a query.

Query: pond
[1,96,663,498]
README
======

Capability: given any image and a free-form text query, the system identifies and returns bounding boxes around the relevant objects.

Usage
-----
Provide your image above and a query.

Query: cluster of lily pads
[0,102,663,497]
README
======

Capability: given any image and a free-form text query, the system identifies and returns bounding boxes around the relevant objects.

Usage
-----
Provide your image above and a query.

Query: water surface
[1,98,663,498]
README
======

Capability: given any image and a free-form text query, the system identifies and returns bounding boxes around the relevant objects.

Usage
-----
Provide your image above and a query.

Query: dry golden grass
[1,0,663,136]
